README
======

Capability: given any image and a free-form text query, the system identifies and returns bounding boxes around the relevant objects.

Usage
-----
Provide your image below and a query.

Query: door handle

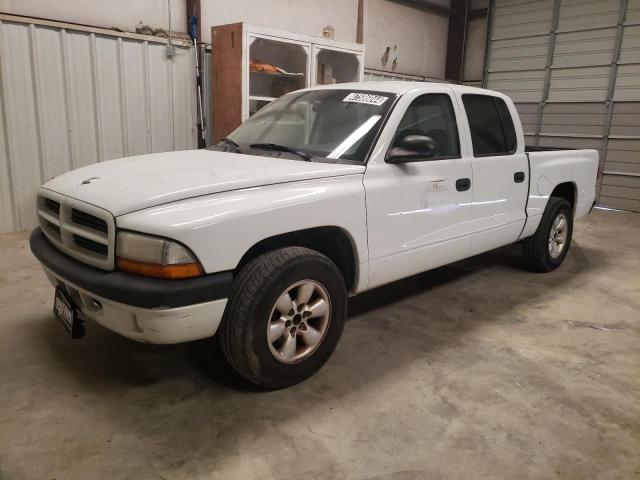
[514,171,525,183]
[455,178,471,191]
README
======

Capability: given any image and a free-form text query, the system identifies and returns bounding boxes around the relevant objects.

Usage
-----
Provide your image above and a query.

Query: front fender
[116,175,368,280]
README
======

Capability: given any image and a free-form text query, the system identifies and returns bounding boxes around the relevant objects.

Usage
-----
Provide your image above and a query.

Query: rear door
[457,93,529,255]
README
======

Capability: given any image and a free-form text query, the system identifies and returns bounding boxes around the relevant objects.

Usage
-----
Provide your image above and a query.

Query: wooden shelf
[250,70,304,78]
[249,95,276,102]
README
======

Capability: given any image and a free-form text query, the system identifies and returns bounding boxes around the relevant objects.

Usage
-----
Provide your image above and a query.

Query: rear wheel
[522,197,573,272]
[219,247,347,389]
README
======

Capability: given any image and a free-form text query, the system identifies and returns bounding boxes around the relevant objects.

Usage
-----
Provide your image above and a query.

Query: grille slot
[44,197,60,215]
[71,208,108,233]
[72,234,108,257]
[44,220,61,239]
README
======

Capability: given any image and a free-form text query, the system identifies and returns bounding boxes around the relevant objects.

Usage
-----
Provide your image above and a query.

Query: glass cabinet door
[311,45,363,86]
[246,35,310,118]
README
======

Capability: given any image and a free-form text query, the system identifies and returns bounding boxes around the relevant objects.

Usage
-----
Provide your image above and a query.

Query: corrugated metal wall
[484,0,640,212]
[0,15,197,234]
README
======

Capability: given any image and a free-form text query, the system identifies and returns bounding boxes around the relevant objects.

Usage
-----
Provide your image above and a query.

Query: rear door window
[462,94,517,157]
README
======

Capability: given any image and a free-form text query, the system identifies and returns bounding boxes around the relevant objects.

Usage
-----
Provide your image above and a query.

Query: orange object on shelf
[250,59,279,74]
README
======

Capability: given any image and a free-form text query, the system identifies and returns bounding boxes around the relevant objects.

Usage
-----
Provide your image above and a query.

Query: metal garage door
[484,0,640,212]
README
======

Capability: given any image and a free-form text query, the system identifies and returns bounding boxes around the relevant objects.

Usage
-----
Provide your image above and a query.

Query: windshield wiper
[249,143,312,162]
[220,137,241,152]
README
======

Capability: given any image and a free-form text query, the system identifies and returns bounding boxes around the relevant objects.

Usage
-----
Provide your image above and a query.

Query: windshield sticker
[343,93,389,106]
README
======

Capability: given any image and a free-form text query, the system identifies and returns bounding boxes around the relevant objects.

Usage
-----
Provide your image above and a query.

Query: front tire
[219,247,347,389]
[522,197,573,272]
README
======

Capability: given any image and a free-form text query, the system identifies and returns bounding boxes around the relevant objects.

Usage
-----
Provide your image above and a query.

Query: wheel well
[550,182,576,211]
[236,227,358,291]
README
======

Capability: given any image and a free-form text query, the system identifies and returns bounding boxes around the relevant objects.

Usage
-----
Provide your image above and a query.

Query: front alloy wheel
[268,280,331,364]
[219,247,347,389]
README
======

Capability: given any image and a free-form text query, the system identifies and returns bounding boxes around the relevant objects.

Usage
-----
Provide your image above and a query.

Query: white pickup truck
[31,82,598,388]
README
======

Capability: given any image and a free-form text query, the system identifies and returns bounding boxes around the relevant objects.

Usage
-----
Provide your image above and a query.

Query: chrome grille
[37,191,116,270]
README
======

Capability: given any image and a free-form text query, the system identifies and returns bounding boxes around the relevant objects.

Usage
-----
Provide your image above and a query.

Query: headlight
[116,231,204,279]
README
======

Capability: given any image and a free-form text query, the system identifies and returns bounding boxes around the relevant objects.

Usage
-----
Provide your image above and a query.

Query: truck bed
[525,145,574,152]
[519,147,599,241]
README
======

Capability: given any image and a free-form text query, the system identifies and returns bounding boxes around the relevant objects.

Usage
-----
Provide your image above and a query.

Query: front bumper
[30,228,232,343]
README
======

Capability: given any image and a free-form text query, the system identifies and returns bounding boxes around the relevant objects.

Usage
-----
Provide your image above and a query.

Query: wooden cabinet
[211,23,364,143]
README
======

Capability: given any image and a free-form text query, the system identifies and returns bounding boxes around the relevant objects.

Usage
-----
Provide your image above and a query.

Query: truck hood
[42,150,365,216]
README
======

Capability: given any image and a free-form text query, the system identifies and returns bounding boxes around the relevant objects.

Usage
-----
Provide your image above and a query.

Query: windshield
[226,89,397,162]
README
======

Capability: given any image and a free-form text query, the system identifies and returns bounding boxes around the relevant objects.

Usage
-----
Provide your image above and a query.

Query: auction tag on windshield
[343,92,389,106]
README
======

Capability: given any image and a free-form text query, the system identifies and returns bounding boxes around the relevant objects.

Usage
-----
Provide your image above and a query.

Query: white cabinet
[212,23,364,142]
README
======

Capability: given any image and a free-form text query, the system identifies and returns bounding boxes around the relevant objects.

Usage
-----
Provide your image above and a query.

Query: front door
[363,88,474,289]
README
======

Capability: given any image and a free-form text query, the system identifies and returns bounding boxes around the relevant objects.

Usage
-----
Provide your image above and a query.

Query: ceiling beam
[444,0,469,83]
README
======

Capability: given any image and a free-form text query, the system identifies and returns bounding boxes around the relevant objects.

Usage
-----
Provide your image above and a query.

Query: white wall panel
[94,35,126,161]
[365,0,449,78]
[1,0,187,34]
[201,0,358,44]
[0,52,16,232]
[172,45,197,151]
[0,16,196,233]
[121,39,150,157]
[148,43,176,154]
[65,31,100,169]
[463,16,487,83]
[0,21,43,230]
[202,49,213,147]
[33,26,72,181]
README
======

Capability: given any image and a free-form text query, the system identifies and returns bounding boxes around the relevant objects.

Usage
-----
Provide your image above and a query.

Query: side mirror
[386,135,438,164]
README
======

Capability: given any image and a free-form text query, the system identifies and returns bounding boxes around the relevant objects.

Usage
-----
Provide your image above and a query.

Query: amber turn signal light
[116,257,204,279]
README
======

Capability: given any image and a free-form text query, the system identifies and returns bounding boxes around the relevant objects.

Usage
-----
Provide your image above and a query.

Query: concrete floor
[0,209,639,480]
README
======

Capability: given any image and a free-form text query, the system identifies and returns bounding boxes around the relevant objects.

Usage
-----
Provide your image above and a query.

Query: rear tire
[219,247,347,389]
[522,197,573,272]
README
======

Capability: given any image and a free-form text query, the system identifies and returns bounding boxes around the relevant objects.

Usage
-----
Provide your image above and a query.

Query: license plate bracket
[53,287,84,339]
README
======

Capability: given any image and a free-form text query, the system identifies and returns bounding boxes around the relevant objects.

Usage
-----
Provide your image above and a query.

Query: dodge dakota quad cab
[30,82,598,389]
